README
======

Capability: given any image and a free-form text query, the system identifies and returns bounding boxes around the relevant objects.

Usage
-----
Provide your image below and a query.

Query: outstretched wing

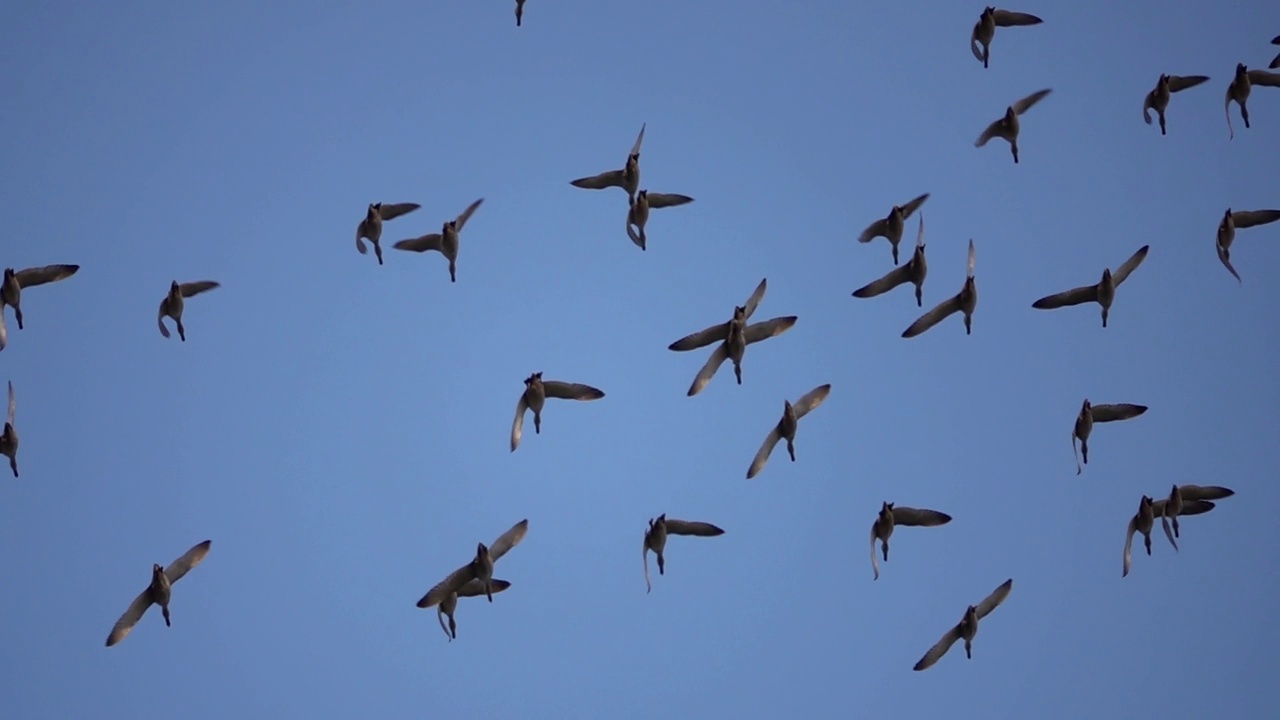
[1217,240,1242,283]
[992,10,1042,26]
[669,322,730,351]
[914,624,962,671]
[891,507,952,527]
[14,264,79,288]
[902,294,961,338]
[791,384,831,420]
[489,519,529,562]
[179,281,220,298]
[900,193,930,219]
[378,202,421,222]
[1012,88,1052,115]
[1111,245,1150,286]
[570,169,626,190]
[164,540,212,584]
[541,381,605,401]
[453,198,485,232]
[1032,284,1099,310]
[1231,209,1280,228]
[974,578,1013,619]
[1090,403,1147,422]
[510,393,528,452]
[687,343,729,397]
[106,587,154,647]
[393,233,444,253]
[857,217,889,244]
[1168,75,1210,93]
[1178,485,1235,502]
[645,193,694,210]
[663,520,725,536]
[1123,517,1138,577]
[746,426,782,479]
[869,524,881,581]
[416,563,477,609]
[974,119,1003,147]
[852,263,912,299]
[1246,69,1280,87]
[743,316,798,344]
[742,277,768,321]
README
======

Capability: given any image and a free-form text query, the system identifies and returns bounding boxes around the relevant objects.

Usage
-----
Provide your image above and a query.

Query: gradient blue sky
[2,2,1279,718]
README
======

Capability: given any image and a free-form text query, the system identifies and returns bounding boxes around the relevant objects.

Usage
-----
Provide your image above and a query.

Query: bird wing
[869,523,881,581]
[1089,403,1148,422]
[1142,89,1156,124]
[1012,88,1053,116]
[992,10,1042,26]
[541,381,605,401]
[106,587,154,647]
[664,520,725,536]
[974,119,1003,147]
[1072,426,1083,476]
[1168,75,1210,92]
[1231,209,1280,228]
[394,233,444,253]
[857,217,890,244]
[455,578,511,598]
[900,193,930,219]
[742,277,768,320]
[967,239,976,277]
[668,322,730,351]
[1111,245,1150,286]
[1246,69,1280,87]
[1178,485,1235,502]
[1123,517,1137,577]
[791,384,831,420]
[975,578,1013,619]
[901,293,961,338]
[453,198,485,232]
[852,263,913,299]
[377,203,421,222]
[14,264,79,288]
[746,426,782,479]
[179,281,220,298]
[1031,284,1099,309]
[0,312,6,352]
[157,299,171,338]
[914,624,962,671]
[1172,499,1217,517]
[416,563,478,609]
[743,316,798,344]
[1216,240,1242,283]
[643,540,653,594]
[510,393,528,452]
[489,519,529,562]
[570,169,626,190]
[163,540,212,584]
[7,380,14,425]
[645,193,694,210]
[1159,513,1179,552]
[629,123,647,156]
[891,507,952,527]
[687,343,729,397]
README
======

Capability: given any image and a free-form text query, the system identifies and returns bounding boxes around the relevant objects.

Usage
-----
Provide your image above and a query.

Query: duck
[1072,399,1148,475]
[745,384,832,479]
[356,202,421,265]
[569,123,647,203]
[0,264,80,352]
[970,7,1043,68]
[106,540,212,647]
[1143,74,1210,135]
[975,88,1052,164]
[417,519,528,607]
[1225,63,1280,139]
[0,381,17,477]
[643,514,725,593]
[511,373,605,452]
[869,501,952,581]
[1158,484,1235,549]
[626,190,694,250]
[913,578,1014,671]
[392,198,485,282]
[157,280,220,342]
[433,578,512,642]
[902,239,976,338]
[1123,494,1220,577]
[856,193,930,266]
[853,212,928,306]
[1031,245,1149,327]
[1215,207,1280,282]
[668,278,798,396]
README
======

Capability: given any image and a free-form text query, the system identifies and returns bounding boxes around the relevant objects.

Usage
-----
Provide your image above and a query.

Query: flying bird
[869,501,952,581]
[1031,245,1149,327]
[392,198,485,282]
[1158,484,1235,550]
[1225,63,1280,139]
[668,278,797,396]
[417,519,528,608]
[970,8,1043,68]
[0,264,79,352]
[157,280,220,342]
[853,212,928,306]
[106,540,212,647]
[626,190,694,250]
[356,202,420,265]
[913,579,1014,671]
[975,88,1052,164]
[570,123,647,203]
[745,384,831,479]
[643,514,725,593]
[856,192,929,266]
[1143,74,1210,135]
[1122,495,1219,577]
[1072,400,1147,475]
[510,373,605,452]
[902,239,976,338]
[1215,208,1280,282]
[431,578,512,642]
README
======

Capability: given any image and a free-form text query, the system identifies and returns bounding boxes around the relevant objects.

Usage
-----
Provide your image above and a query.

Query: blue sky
[2,1,1278,718]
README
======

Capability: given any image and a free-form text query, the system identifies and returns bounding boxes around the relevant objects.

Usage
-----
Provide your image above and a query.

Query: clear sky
[2,2,1278,718]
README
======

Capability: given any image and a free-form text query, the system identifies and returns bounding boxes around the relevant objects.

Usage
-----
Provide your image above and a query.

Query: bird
[970,8,1043,69]
[1225,63,1280,140]
[1143,74,1210,135]
[157,280,220,342]
[1072,400,1147,475]
[515,0,525,26]
[356,202,421,265]
[1158,484,1235,549]
[975,88,1052,164]
[902,239,976,338]
[745,384,831,479]
[869,502,952,581]
[913,578,1014,671]
[105,540,212,647]
[417,519,528,607]
[643,514,725,593]
[856,193,929,266]
[1215,208,1280,282]
[392,198,485,282]
[853,212,928,306]
[431,578,512,642]
[1031,245,1149,327]
[668,278,797,396]
[1123,495,1218,577]
[0,381,17,477]
[569,123,647,203]
[625,190,694,250]
[510,373,605,452]
[0,264,80,352]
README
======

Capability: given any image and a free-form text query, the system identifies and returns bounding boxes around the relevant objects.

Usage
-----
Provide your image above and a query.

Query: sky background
[2,1,1279,718]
